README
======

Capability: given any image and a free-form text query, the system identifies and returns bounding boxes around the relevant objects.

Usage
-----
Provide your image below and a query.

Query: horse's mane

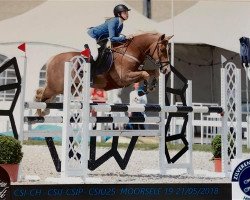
[113,31,161,49]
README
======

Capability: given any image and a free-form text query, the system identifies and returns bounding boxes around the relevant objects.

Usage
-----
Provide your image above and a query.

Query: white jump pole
[186,80,193,174]
[51,57,96,183]
[159,72,167,174]
[18,55,27,181]
[235,69,242,159]
[221,64,242,176]
[19,55,27,142]
[61,61,71,179]
[221,68,229,175]
[81,61,91,181]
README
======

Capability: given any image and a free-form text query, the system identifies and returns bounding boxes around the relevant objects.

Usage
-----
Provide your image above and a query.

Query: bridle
[111,34,170,71]
[146,38,170,71]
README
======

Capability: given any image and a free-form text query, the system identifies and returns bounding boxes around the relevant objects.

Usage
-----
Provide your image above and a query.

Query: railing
[175,102,219,144]
[0,119,10,133]
[174,102,249,145]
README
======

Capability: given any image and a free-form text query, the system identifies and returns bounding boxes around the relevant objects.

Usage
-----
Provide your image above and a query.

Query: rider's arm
[108,18,126,43]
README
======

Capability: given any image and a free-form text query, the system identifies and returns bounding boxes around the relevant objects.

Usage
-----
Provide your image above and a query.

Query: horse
[35,32,173,116]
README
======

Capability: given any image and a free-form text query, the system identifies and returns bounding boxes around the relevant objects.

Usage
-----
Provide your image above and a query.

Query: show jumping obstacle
[0,52,242,182]
[21,56,229,182]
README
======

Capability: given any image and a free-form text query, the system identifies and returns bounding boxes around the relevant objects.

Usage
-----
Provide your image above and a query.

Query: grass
[23,140,61,146]
[243,145,250,153]
[22,139,250,153]
[22,140,211,151]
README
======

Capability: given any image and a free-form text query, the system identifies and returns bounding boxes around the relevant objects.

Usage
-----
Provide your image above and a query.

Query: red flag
[81,49,91,59]
[18,43,26,52]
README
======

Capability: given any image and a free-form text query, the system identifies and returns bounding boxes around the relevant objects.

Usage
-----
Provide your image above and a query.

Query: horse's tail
[34,87,45,102]
[34,87,45,116]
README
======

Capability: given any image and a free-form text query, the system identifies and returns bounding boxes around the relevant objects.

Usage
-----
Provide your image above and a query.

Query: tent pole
[169,0,175,142]
[170,0,174,106]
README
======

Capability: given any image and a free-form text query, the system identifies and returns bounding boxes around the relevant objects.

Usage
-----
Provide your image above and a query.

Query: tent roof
[0,0,157,50]
[157,1,250,53]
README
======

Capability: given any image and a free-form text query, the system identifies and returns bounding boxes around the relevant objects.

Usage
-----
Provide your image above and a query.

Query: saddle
[85,39,113,78]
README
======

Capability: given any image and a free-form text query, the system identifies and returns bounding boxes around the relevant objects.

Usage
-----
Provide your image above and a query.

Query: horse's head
[147,34,173,74]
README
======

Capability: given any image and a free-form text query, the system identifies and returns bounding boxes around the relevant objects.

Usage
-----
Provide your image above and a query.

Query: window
[39,65,47,86]
[0,55,18,101]
[39,65,63,102]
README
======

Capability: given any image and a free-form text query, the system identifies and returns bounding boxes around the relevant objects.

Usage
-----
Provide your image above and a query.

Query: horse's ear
[160,34,165,41]
[160,34,173,43]
[166,35,174,41]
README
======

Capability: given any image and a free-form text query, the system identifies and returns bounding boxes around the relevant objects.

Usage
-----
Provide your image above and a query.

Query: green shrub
[211,133,237,159]
[211,135,221,158]
[0,136,23,164]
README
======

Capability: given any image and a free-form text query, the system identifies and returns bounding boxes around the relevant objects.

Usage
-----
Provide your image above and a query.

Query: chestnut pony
[35,32,172,116]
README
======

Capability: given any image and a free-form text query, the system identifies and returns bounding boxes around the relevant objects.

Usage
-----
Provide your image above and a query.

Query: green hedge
[211,135,221,158]
[0,136,23,164]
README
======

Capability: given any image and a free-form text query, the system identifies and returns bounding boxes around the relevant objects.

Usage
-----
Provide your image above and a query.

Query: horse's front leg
[126,70,150,83]
[144,70,160,92]
[145,69,160,78]
[125,70,150,96]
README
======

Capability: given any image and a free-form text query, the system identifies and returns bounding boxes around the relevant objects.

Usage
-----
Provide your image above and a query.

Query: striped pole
[24,102,83,110]
[24,116,162,124]
[24,102,223,114]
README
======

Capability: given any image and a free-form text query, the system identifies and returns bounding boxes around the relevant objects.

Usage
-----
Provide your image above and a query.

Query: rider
[87,4,132,61]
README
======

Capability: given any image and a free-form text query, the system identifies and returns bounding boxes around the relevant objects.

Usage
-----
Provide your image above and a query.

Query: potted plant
[0,136,23,182]
[211,135,222,172]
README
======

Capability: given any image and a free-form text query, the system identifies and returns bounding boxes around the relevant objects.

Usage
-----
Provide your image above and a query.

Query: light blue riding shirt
[87,17,126,43]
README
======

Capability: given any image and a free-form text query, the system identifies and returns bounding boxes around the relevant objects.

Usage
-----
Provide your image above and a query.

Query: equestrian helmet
[113,4,130,17]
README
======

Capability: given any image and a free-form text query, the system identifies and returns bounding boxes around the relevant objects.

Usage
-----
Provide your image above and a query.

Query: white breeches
[86,36,99,61]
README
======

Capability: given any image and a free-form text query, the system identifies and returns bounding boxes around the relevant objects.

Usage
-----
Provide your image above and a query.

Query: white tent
[0,0,157,50]
[157,1,250,53]
[155,1,250,104]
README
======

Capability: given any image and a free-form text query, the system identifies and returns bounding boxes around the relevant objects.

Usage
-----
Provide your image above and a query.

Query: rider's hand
[106,39,111,48]
[126,34,134,40]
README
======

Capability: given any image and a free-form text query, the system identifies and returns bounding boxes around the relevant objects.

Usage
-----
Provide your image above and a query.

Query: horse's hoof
[36,109,42,116]
[149,88,156,92]
[36,109,50,117]
[41,109,50,116]
[138,90,145,96]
